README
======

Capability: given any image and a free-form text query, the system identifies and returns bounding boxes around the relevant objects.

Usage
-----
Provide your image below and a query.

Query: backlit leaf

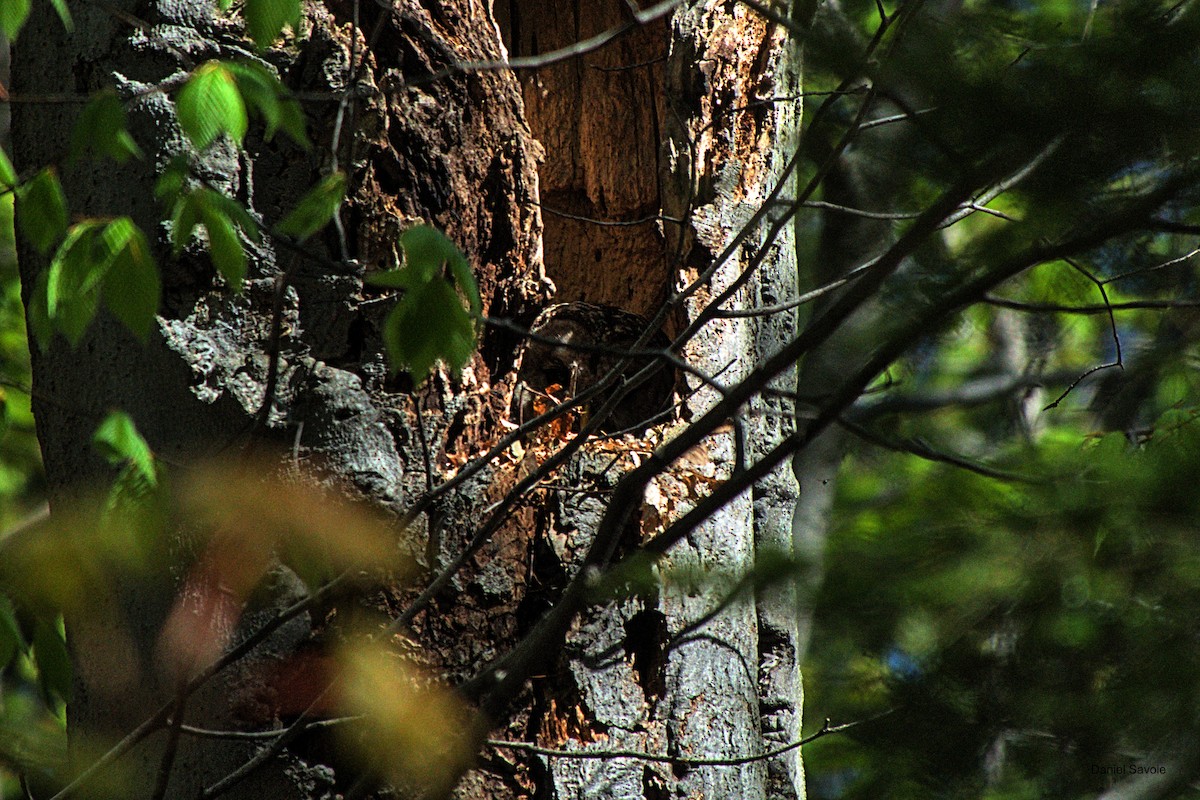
[199,204,247,291]
[226,61,282,137]
[176,61,248,150]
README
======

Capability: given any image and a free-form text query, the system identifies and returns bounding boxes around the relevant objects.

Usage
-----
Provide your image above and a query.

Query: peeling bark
[662,4,807,797]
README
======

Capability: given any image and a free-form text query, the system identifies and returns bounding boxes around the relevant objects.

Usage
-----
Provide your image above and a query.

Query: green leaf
[101,219,160,339]
[46,0,72,31]
[176,61,248,150]
[71,90,144,163]
[277,172,346,241]
[199,203,247,291]
[42,219,159,344]
[225,60,310,147]
[244,0,301,47]
[167,187,258,290]
[0,596,23,673]
[32,617,71,706]
[399,225,461,284]
[382,278,477,383]
[446,244,481,315]
[155,157,190,204]
[170,191,200,254]
[202,189,262,244]
[46,222,107,345]
[0,147,16,192]
[16,169,68,254]
[0,0,30,39]
[92,410,157,486]
[276,94,312,149]
[373,226,479,383]
[366,268,416,289]
[227,61,282,137]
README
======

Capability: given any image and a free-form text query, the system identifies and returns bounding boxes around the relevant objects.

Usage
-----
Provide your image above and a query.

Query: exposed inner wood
[496,1,671,319]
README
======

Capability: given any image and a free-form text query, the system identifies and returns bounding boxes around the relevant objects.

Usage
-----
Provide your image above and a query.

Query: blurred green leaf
[382,278,476,383]
[46,0,72,31]
[225,60,309,147]
[100,220,159,339]
[372,226,479,383]
[397,225,462,285]
[16,169,68,254]
[0,0,30,39]
[154,157,189,205]
[275,93,311,149]
[32,617,71,707]
[43,219,160,344]
[226,61,283,137]
[0,595,23,672]
[199,202,247,291]
[243,0,301,48]
[92,410,156,487]
[71,90,144,163]
[0,147,17,192]
[167,187,259,291]
[45,222,106,345]
[276,172,346,241]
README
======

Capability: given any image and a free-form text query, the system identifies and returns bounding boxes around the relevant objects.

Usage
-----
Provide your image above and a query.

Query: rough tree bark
[12,1,812,798]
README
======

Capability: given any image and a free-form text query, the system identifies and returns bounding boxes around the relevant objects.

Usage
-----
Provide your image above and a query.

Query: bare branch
[1043,257,1123,410]
[838,418,1040,483]
[985,295,1200,314]
[486,712,885,767]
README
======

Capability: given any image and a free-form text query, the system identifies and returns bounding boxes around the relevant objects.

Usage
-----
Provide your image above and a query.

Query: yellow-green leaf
[176,61,248,150]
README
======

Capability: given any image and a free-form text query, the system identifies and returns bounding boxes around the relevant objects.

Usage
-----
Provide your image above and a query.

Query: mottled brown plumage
[515,302,675,433]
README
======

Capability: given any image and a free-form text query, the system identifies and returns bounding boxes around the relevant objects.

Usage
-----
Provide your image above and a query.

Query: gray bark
[659,3,811,797]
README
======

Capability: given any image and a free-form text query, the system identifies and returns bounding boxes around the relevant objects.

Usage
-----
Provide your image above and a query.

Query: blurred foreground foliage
[0,443,476,797]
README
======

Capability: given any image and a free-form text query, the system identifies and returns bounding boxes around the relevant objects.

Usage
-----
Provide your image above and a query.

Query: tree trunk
[12,1,810,797]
